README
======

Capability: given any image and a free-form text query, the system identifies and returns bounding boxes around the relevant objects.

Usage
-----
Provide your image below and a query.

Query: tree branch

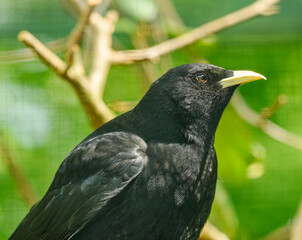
[18,31,68,77]
[0,132,37,207]
[88,10,118,98]
[18,30,115,128]
[65,0,101,67]
[199,222,230,240]
[260,94,287,120]
[110,0,280,64]
[231,92,302,151]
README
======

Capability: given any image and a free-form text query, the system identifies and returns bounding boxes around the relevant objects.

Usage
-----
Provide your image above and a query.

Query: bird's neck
[182,119,216,147]
[128,99,220,147]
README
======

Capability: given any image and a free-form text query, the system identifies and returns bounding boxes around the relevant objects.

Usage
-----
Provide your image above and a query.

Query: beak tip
[258,73,267,81]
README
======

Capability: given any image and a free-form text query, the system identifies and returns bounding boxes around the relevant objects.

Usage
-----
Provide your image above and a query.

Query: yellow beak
[219,70,267,89]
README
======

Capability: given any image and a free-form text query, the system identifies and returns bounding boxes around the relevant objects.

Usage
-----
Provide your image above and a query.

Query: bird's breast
[144,142,217,208]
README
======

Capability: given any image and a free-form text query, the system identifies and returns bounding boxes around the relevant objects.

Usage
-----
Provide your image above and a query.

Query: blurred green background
[0,0,302,239]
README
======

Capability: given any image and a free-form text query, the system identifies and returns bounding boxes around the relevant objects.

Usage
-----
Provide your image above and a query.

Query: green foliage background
[0,0,301,239]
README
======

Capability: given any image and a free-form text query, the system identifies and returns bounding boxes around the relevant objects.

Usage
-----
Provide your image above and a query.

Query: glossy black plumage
[10,63,239,240]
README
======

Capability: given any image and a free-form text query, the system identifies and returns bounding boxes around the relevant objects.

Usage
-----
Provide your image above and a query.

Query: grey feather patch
[81,175,99,196]
[174,187,185,207]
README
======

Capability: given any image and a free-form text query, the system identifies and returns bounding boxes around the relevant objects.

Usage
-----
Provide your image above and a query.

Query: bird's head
[133,63,266,143]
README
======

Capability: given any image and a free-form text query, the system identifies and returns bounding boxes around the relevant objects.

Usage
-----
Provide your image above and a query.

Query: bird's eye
[196,74,207,83]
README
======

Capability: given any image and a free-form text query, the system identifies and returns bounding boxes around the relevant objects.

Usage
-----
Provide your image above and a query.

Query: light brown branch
[199,222,230,240]
[0,132,37,207]
[291,199,302,240]
[18,31,67,77]
[71,83,116,128]
[65,44,82,75]
[260,94,287,120]
[111,0,280,64]
[231,92,302,151]
[18,30,115,128]
[88,10,118,97]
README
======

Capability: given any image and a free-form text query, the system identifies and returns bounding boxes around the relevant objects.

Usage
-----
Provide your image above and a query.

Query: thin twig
[111,0,280,64]
[0,38,67,64]
[232,92,302,151]
[0,132,37,207]
[65,0,101,67]
[260,94,287,120]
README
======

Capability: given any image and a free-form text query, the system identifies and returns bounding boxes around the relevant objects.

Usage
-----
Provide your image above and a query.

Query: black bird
[10,63,265,240]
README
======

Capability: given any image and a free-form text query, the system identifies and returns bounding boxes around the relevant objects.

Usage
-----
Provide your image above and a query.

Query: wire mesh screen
[0,0,301,239]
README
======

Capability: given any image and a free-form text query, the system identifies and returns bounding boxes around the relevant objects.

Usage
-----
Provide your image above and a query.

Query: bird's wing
[11,132,148,240]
